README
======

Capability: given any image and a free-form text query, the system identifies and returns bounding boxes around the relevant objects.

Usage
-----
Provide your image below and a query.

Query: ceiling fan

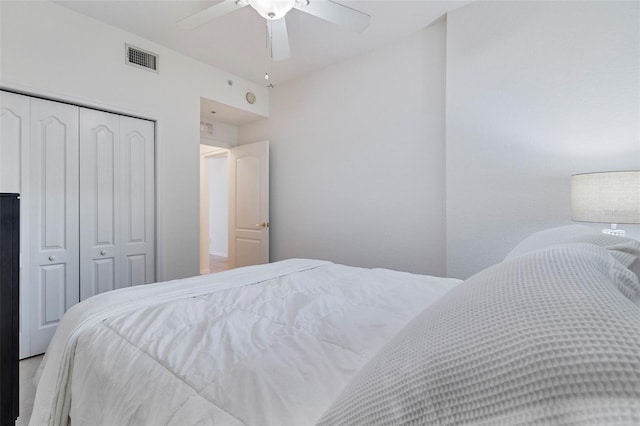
[177,0,371,61]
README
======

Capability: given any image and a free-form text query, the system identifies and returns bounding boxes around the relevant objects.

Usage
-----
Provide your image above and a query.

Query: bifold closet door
[79,109,122,300]
[29,98,80,355]
[0,91,31,359]
[80,109,155,300]
[119,116,155,287]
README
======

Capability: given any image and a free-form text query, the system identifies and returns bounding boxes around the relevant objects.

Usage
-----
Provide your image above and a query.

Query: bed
[30,227,640,425]
[29,259,461,425]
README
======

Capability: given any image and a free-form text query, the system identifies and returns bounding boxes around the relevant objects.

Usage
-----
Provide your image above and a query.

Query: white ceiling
[200,96,267,125]
[56,0,470,87]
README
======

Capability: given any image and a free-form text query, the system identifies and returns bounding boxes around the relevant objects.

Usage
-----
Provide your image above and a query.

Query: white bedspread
[30,259,460,426]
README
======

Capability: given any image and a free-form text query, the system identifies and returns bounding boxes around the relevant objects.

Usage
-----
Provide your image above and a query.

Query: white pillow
[568,234,640,298]
[505,226,640,300]
[504,225,597,259]
[317,244,640,426]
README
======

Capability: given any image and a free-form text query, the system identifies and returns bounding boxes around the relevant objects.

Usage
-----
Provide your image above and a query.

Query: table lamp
[571,170,640,236]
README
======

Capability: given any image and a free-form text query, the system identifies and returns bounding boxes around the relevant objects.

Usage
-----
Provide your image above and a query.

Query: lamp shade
[571,171,640,224]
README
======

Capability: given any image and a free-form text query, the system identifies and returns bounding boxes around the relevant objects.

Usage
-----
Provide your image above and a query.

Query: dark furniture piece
[0,193,19,426]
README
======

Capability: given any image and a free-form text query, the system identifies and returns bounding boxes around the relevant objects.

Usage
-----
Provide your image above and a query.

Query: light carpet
[17,355,43,426]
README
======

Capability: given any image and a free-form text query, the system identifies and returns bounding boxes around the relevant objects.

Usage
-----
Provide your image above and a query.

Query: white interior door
[119,116,155,287]
[80,111,155,300]
[0,92,27,194]
[0,91,31,359]
[228,141,269,268]
[2,92,155,356]
[79,108,121,300]
[29,98,79,355]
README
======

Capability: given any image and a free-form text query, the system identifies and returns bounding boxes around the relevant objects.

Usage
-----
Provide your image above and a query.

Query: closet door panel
[120,116,155,286]
[0,93,26,193]
[80,108,121,300]
[127,255,147,286]
[94,259,115,295]
[41,265,67,324]
[0,91,31,359]
[30,98,79,355]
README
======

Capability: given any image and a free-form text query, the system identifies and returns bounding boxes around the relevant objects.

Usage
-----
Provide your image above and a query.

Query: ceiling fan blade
[177,0,247,30]
[295,0,370,33]
[268,18,291,61]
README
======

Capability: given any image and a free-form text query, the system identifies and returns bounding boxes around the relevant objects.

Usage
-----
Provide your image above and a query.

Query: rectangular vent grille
[125,44,159,73]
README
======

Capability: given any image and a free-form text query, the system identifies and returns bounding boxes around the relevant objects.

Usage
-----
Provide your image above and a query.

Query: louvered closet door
[0,91,31,359]
[119,116,155,286]
[79,109,122,300]
[29,99,79,355]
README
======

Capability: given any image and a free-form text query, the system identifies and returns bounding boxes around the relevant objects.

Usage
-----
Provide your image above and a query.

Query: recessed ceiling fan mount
[177,0,370,61]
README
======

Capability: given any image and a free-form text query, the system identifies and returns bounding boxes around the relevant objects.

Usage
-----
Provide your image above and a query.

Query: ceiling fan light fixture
[248,0,295,20]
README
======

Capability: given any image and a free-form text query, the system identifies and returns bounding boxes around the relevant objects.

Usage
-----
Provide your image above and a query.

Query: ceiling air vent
[125,44,159,73]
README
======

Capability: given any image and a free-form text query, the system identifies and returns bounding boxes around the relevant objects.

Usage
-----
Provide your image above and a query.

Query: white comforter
[30,259,460,426]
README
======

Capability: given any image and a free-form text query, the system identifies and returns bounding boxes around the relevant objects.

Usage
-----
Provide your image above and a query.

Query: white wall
[239,1,638,279]
[10,1,634,281]
[0,1,268,280]
[209,156,229,257]
[240,19,447,275]
[446,1,640,278]
[201,118,239,148]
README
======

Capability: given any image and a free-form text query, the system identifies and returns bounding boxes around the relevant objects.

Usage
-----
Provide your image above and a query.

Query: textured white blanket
[318,243,640,425]
[30,259,460,426]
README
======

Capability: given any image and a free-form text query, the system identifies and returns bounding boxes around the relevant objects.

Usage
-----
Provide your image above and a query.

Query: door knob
[100,250,106,256]
[48,255,55,261]
[256,222,269,228]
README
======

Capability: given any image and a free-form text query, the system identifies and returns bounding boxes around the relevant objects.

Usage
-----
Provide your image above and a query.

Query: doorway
[200,145,229,274]
[198,96,270,273]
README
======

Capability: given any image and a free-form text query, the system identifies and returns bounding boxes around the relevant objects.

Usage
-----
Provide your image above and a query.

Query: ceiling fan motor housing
[248,0,296,20]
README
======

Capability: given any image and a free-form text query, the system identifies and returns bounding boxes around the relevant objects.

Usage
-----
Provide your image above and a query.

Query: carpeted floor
[17,354,43,426]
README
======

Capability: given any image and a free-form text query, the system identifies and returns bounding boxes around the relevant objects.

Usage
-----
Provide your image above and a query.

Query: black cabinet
[0,193,19,425]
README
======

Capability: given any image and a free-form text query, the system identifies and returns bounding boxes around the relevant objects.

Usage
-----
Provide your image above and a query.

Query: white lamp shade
[571,171,640,224]
[248,0,295,20]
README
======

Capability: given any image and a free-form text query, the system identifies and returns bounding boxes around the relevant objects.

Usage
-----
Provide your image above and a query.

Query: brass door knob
[256,222,270,228]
